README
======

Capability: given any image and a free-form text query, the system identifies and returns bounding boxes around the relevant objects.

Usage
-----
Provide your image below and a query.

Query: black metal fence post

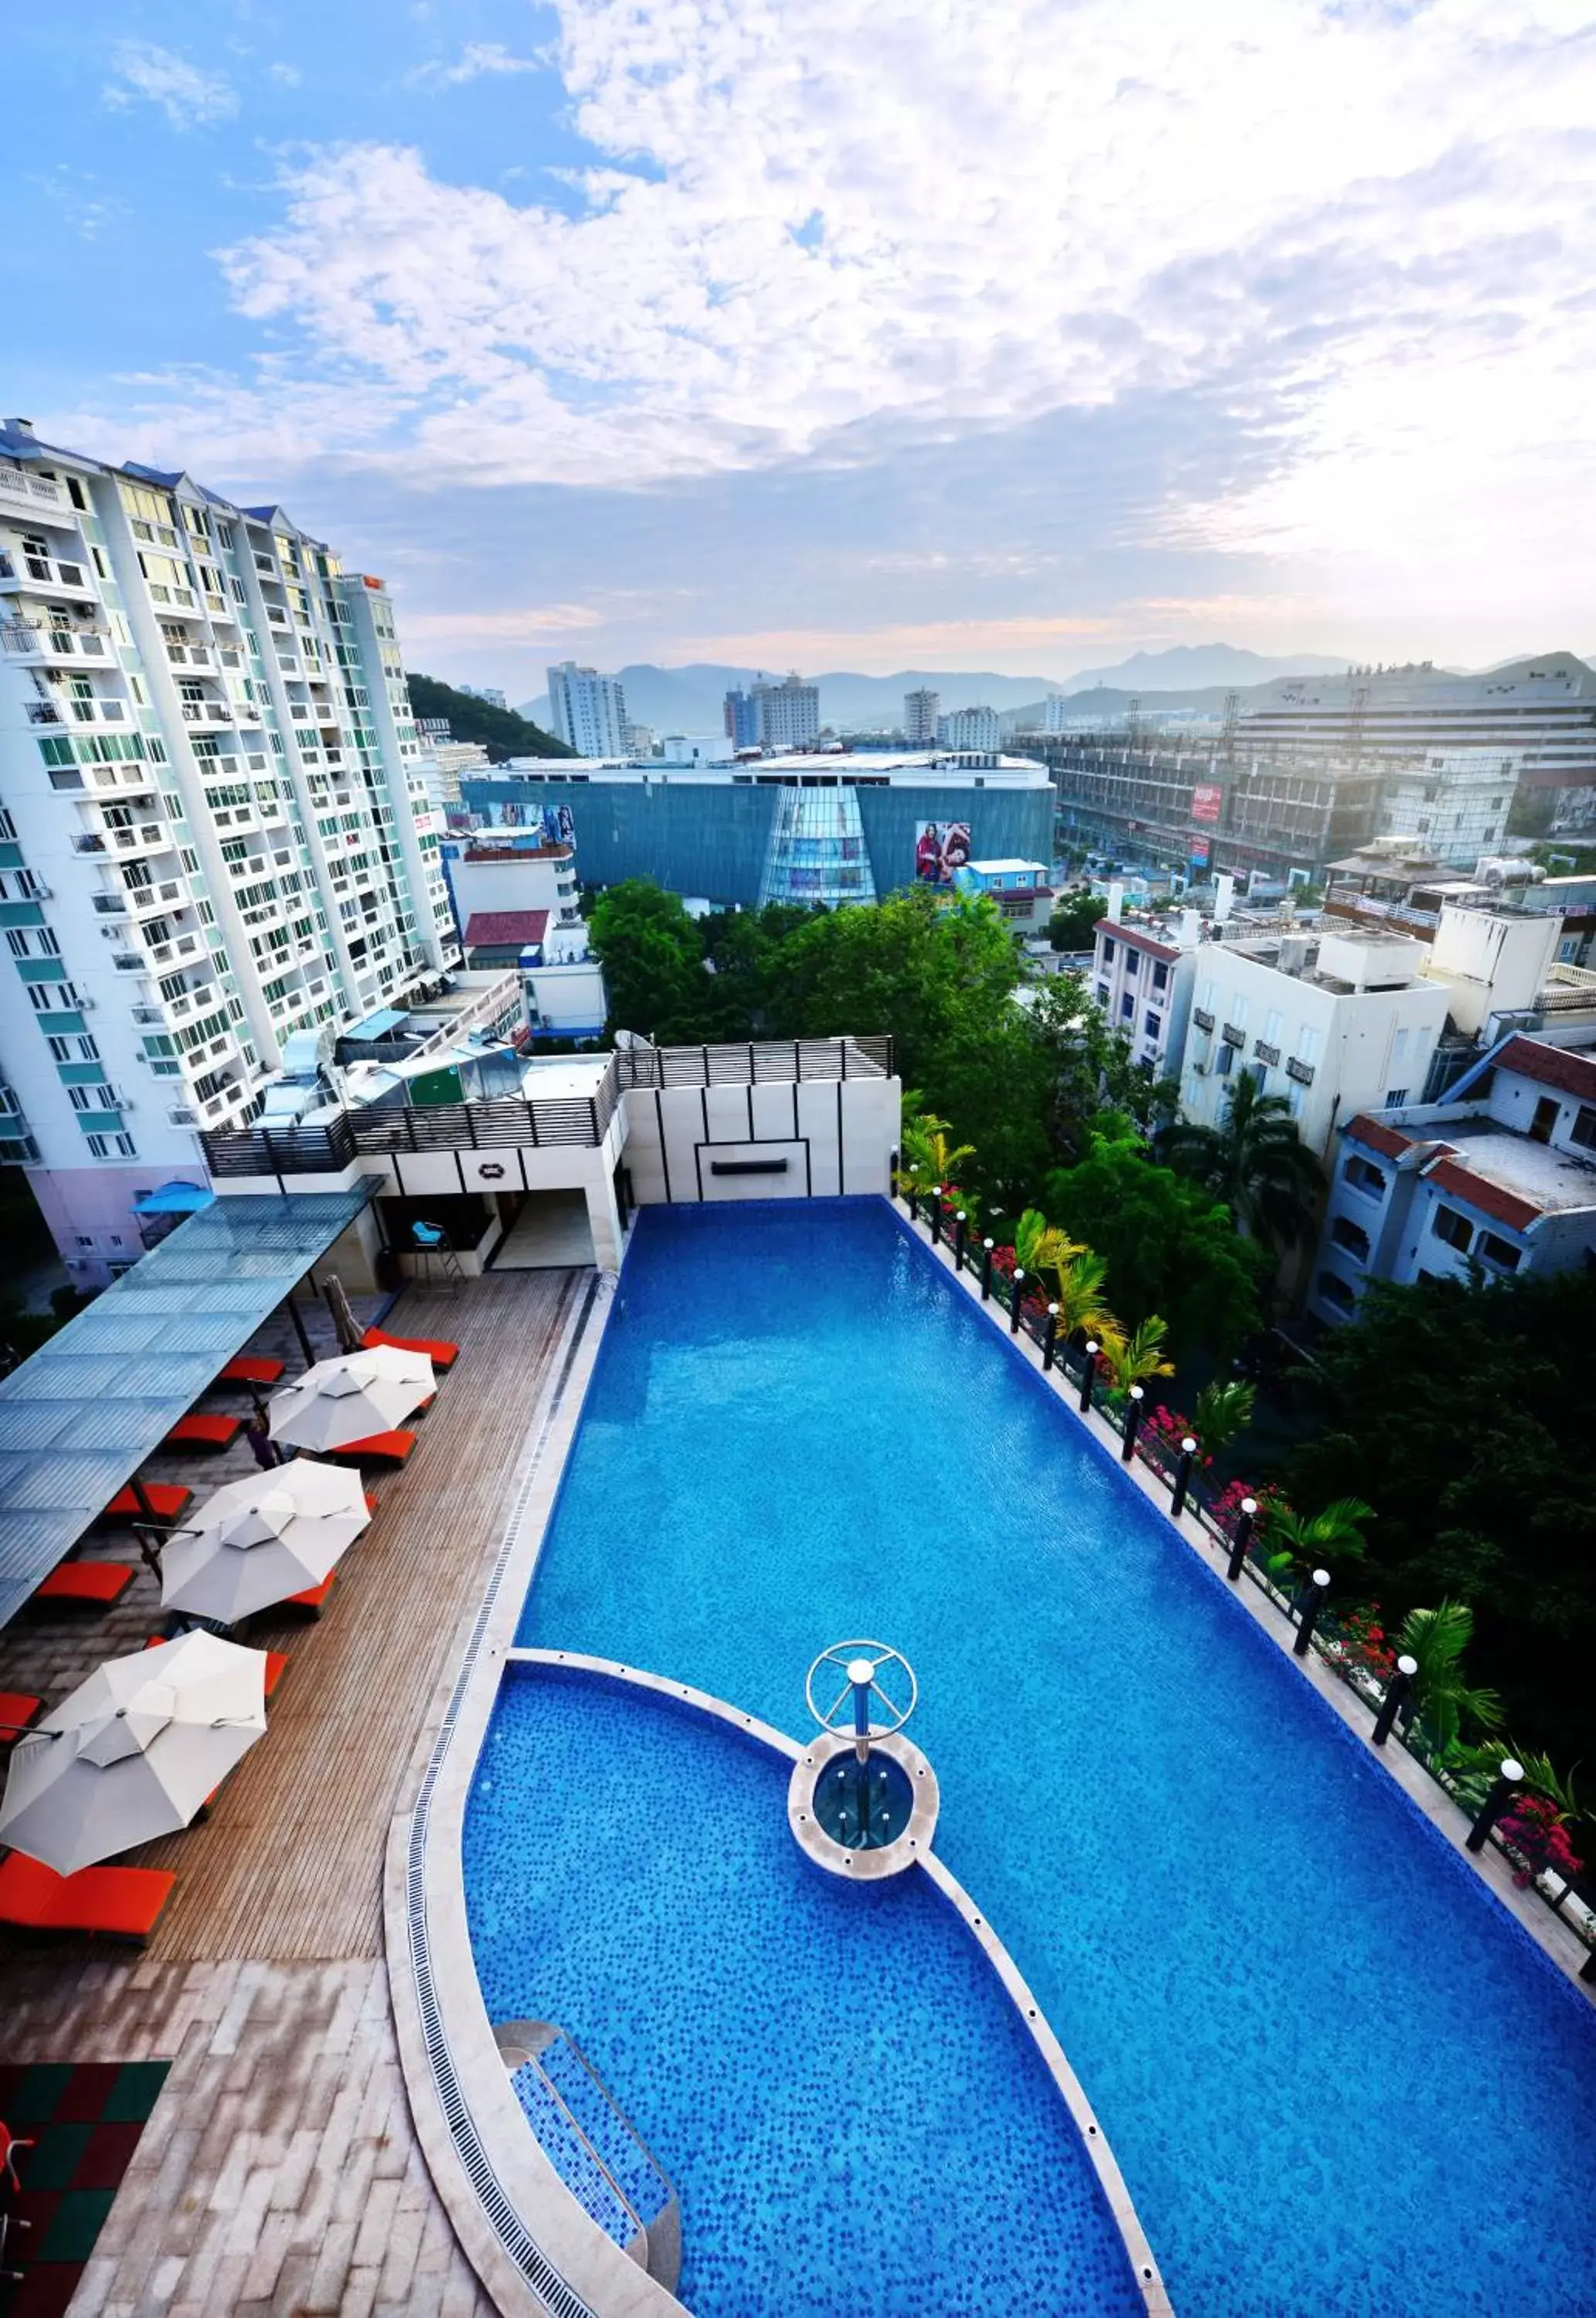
[1042,1303,1058,1371]
[1371,1653,1418,1749]
[1009,1267,1025,1332]
[908,1188,920,1224]
[1120,1382,1143,1462]
[980,1239,995,1300]
[929,1187,942,1246]
[1171,1435,1197,1519]
[1465,1759,1524,1853]
[954,1212,968,1271]
[1293,1567,1331,1657]
[1078,1339,1099,1412]
[1225,1497,1257,1582]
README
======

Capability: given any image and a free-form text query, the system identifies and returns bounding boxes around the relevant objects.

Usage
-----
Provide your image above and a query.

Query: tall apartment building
[723,688,759,749]
[903,688,939,745]
[0,420,458,1284]
[546,661,628,756]
[752,673,820,749]
[457,684,507,710]
[937,705,1001,751]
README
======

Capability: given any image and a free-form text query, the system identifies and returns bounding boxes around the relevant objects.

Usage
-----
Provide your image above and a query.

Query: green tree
[405,671,573,760]
[1043,1129,1267,1359]
[1396,1600,1503,1753]
[1160,1073,1323,1249]
[1263,1495,1374,1578]
[1051,1251,1119,1344]
[1193,1378,1255,1460]
[587,882,712,1042]
[1046,892,1105,953]
[1028,976,1180,1160]
[1100,1314,1175,1392]
[1285,1269,1596,1774]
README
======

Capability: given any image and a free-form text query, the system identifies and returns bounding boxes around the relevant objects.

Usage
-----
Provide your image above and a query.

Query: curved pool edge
[383,1218,1175,2318]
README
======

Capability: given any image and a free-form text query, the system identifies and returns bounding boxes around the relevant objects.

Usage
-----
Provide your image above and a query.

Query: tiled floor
[0,1269,586,2316]
[0,2061,168,2318]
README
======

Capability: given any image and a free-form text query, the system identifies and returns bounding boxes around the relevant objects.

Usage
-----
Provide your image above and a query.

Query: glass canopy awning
[0,1183,377,1629]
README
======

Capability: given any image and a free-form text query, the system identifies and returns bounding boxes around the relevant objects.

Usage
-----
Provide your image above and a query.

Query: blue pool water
[477,1199,1596,2316]
[468,1667,1149,2316]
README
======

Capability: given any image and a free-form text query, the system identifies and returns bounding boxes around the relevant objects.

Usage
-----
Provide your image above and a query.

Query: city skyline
[5,2,1595,690]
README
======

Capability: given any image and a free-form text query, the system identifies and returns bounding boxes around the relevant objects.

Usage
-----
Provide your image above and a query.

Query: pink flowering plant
[1496,1795,1586,1891]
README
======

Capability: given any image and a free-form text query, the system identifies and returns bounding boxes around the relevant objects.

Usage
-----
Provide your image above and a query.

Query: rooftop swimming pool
[466,1198,1596,2316]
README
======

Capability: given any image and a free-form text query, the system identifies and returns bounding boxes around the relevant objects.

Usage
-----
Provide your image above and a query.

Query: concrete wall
[620,1077,901,1205]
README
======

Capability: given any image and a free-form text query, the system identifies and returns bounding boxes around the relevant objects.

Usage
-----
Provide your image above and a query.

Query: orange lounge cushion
[331,1430,415,1463]
[143,1640,287,1696]
[0,1851,175,1939]
[162,1412,243,1449]
[35,1563,134,1606]
[0,1693,41,1741]
[218,1354,286,1386]
[363,1326,459,1369]
[104,1482,192,1523]
[285,1572,336,1612]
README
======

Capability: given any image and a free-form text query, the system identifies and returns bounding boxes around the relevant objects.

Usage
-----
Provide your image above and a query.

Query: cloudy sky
[6,0,1595,691]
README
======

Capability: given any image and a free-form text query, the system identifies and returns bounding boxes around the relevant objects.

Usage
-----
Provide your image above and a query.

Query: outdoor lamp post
[1465,1758,1525,1854]
[1078,1339,1100,1412]
[980,1238,995,1300]
[1293,1566,1332,1657]
[1121,1382,1144,1463]
[955,1212,968,1270]
[1226,1497,1258,1583]
[1171,1435,1198,1520]
[1372,1654,1419,1749]
[929,1187,942,1246]
[1010,1267,1025,1334]
[1042,1303,1059,1371]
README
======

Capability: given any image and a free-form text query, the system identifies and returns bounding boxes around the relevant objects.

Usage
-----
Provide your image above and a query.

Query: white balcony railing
[0,464,76,526]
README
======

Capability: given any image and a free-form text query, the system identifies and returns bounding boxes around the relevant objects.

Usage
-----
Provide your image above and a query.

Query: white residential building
[752,674,820,749]
[457,685,507,710]
[904,688,939,745]
[937,705,1001,751]
[1090,907,1203,1079]
[1310,1035,1596,1323]
[416,738,491,808]
[1178,926,1451,1161]
[546,661,629,756]
[0,421,458,1284]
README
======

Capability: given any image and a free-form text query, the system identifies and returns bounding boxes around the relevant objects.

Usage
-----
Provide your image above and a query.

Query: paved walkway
[1,1267,587,2316]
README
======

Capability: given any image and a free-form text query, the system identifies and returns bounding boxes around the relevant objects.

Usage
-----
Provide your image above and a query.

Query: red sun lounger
[32,1563,134,1609]
[329,1430,416,1465]
[161,1412,243,1450]
[0,1694,42,1744]
[362,1326,459,1369]
[216,1354,286,1387]
[0,1853,175,1942]
[284,1571,337,1616]
[102,1482,192,1524]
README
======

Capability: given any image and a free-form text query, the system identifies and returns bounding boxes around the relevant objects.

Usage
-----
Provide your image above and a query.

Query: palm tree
[1099,1315,1175,1392]
[896,1110,974,1198]
[1161,1072,1323,1248]
[1397,1600,1503,1752]
[1265,1494,1374,1575]
[1050,1251,1119,1344]
[1193,1378,1255,1460]
[1012,1208,1084,1281]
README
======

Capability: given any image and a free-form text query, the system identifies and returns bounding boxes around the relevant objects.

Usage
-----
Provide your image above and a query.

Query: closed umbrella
[161,1463,372,1623]
[0,1632,267,1874]
[267,1344,433,1453]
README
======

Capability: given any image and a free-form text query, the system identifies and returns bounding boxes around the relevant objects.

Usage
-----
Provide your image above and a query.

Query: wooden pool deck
[0,1266,588,2317]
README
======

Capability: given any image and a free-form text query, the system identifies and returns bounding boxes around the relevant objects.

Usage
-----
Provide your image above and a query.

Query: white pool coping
[385,1212,1177,2318]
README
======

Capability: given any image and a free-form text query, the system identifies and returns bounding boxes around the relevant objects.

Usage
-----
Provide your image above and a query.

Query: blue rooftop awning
[0,1181,379,1629]
[132,1180,215,1217]
[343,1007,411,1041]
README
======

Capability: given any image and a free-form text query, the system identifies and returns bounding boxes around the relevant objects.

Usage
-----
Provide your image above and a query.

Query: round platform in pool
[465,1664,1146,2318]
[813,1748,915,1847]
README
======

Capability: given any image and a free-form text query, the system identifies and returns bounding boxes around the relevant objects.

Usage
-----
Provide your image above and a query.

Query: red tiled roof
[1492,1035,1596,1103]
[1425,1156,1542,1233]
[1343,1114,1412,1161]
[462,909,548,949]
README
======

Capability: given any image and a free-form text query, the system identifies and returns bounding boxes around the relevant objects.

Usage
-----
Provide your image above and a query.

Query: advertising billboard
[1190,783,1224,824]
[1188,837,1211,867]
[914,821,972,883]
[487,800,577,848]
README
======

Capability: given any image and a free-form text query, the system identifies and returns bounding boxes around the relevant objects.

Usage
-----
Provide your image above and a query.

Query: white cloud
[104,42,238,128]
[268,62,303,88]
[78,0,1596,626]
[407,42,543,88]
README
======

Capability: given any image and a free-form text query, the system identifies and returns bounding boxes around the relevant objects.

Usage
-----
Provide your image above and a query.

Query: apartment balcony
[64,695,130,726]
[0,617,110,664]
[165,639,214,671]
[0,549,96,600]
[79,817,171,860]
[123,875,188,919]
[0,463,78,529]
[144,930,205,971]
[179,698,236,726]
[80,760,161,797]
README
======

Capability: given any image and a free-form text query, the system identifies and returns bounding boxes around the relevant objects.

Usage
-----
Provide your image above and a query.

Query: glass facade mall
[459,773,1054,909]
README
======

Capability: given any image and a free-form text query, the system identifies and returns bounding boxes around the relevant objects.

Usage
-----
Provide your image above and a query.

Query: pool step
[497,2020,681,2294]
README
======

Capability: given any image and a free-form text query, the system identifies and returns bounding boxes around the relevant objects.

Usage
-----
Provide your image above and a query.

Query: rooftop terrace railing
[613,1034,894,1087]
[905,1181,1596,1983]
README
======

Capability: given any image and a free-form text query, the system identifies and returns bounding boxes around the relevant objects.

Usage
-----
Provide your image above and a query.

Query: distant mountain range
[519,645,1353,736]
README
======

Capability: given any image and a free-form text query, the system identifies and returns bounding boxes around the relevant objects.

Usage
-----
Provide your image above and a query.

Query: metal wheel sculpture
[804,1639,918,1739]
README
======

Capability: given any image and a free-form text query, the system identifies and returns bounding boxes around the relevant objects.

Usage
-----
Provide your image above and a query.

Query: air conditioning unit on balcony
[167,1106,198,1127]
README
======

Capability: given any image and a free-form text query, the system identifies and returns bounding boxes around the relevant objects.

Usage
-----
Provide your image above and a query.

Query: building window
[1152,961,1169,991]
[1317,1271,1357,1312]
[1120,993,1134,1020]
[1144,1012,1160,1041]
[1214,1041,1235,1076]
[1478,1232,1522,1273]
[1330,1215,1371,1261]
[1384,1089,1408,1110]
[1096,982,1110,1007]
[1345,1155,1385,1198]
[1432,1205,1473,1252]
[1571,1105,1596,1151]
[1101,937,1115,964]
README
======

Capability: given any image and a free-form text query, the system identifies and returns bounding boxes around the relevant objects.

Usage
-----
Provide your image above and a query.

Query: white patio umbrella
[160,1462,372,1623]
[0,1632,268,1875]
[267,1344,433,1454]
